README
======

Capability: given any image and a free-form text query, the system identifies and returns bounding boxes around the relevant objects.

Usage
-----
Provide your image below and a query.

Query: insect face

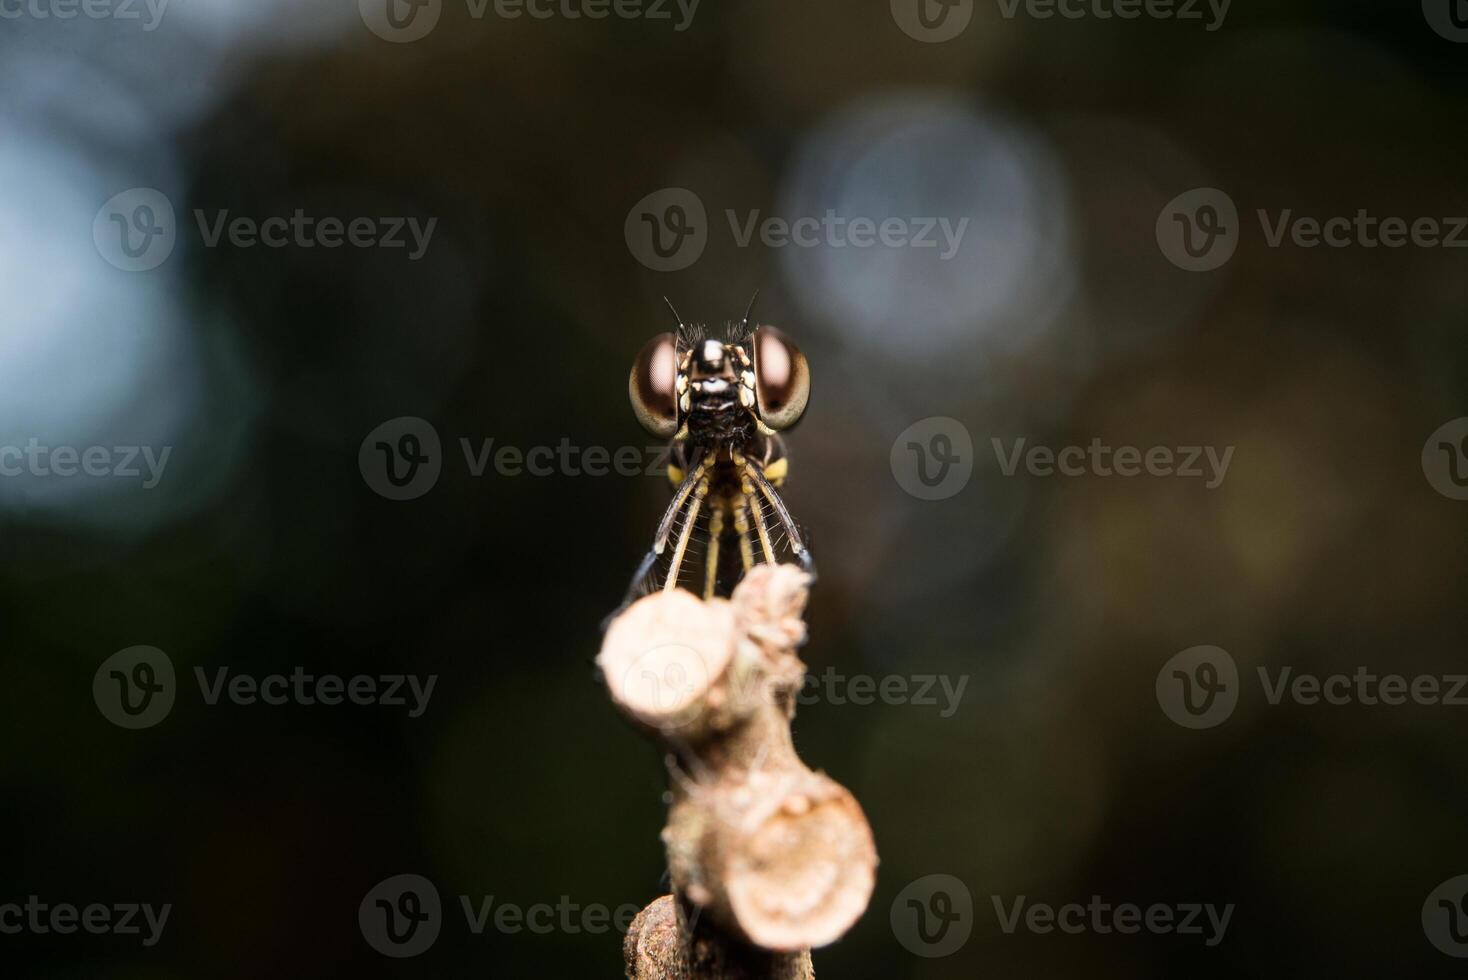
[679,337,756,450]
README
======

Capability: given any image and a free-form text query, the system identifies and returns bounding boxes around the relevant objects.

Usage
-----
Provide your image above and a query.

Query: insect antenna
[727,288,760,343]
[664,296,701,352]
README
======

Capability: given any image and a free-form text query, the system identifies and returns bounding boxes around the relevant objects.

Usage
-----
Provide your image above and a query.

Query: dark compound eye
[629,332,678,438]
[752,325,810,431]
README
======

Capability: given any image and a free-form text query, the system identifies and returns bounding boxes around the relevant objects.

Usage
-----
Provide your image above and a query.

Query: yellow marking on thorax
[667,465,685,487]
[763,457,788,486]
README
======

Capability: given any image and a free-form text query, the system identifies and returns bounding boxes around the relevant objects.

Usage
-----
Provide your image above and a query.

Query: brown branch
[599,565,877,979]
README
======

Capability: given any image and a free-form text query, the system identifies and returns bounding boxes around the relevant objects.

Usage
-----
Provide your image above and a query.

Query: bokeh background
[3,0,1468,976]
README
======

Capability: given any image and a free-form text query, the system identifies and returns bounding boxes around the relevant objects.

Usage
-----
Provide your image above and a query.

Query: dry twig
[599,565,877,979]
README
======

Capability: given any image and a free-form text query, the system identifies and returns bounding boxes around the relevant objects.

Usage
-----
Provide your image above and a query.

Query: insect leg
[703,506,725,600]
[732,450,778,564]
[663,473,710,594]
[744,458,815,576]
[731,452,775,563]
[609,451,711,617]
[655,452,713,555]
[624,548,659,596]
[732,496,756,573]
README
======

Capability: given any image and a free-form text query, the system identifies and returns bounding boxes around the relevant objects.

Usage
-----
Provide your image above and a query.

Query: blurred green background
[3,0,1468,976]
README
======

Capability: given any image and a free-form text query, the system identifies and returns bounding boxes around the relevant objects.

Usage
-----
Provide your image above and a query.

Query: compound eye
[629,332,678,438]
[753,325,810,431]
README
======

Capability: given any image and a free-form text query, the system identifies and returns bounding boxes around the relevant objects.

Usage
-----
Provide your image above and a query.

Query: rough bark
[600,565,877,979]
